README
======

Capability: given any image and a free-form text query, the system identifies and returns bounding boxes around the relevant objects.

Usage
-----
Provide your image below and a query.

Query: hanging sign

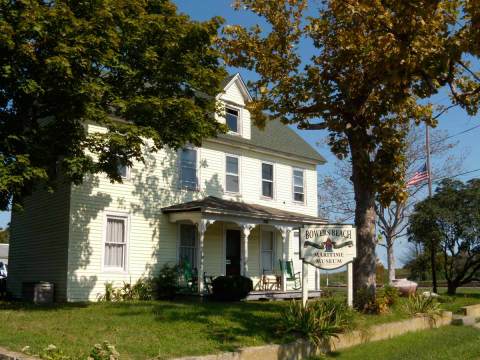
[300,224,356,270]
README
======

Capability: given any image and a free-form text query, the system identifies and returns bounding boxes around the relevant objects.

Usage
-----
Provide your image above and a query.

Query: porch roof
[161,196,327,225]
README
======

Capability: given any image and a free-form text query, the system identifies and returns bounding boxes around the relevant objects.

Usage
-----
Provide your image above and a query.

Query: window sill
[102,268,128,274]
[260,196,274,201]
[293,200,306,206]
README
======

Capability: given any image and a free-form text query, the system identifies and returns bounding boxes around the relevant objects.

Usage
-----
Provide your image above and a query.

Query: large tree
[0,0,227,210]
[318,125,464,284]
[408,178,480,295]
[221,0,480,303]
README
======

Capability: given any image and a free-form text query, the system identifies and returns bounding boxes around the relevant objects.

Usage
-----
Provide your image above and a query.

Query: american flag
[407,163,430,187]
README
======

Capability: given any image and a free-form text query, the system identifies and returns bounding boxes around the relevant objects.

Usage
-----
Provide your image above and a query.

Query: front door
[226,229,241,276]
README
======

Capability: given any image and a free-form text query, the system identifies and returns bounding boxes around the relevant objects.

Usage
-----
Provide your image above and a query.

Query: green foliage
[220,0,480,304]
[379,285,400,307]
[408,179,480,294]
[0,0,227,210]
[99,278,153,302]
[279,299,355,346]
[154,264,179,299]
[402,293,442,320]
[0,226,8,243]
[211,275,253,301]
[87,341,119,360]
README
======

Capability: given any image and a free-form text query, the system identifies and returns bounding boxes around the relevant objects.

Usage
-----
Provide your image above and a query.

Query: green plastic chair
[179,258,197,292]
[279,260,301,290]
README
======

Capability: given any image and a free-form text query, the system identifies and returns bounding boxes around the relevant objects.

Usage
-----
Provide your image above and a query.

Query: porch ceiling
[161,196,327,225]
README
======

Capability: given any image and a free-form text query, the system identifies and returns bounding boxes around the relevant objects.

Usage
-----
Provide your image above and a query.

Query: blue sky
[1,0,479,267]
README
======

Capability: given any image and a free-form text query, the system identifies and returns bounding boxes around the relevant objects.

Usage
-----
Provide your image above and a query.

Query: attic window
[226,107,239,133]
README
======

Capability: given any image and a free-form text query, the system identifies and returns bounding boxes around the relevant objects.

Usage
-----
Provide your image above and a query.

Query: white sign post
[300,224,357,307]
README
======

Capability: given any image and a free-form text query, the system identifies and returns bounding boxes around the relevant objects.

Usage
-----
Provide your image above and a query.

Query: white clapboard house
[8,74,327,302]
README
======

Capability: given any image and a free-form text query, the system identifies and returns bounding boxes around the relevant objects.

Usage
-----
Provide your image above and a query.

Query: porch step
[245,290,322,301]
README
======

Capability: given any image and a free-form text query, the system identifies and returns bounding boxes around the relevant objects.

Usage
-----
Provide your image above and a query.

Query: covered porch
[162,196,327,296]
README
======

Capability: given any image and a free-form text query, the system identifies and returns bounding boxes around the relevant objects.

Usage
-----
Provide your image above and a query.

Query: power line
[433,168,480,182]
[431,124,480,145]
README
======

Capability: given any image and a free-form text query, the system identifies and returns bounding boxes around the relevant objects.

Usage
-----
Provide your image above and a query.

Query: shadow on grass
[0,300,90,311]
[148,299,290,352]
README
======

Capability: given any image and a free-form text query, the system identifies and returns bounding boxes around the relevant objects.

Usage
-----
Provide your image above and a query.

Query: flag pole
[425,124,437,293]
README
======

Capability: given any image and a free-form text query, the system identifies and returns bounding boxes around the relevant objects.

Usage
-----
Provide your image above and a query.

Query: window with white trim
[225,155,239,193]
[117,163,129,179]
[293,168,305,202]
[262,231,275,273]
[104,216,127,270]
[226,107,239,133]
[179,224,197,268]
[262,163,274,198]
[180,148,198,190]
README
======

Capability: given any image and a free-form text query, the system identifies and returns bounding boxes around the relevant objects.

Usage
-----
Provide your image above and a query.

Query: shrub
[211,275,253,301]
[402,293,442,320]
[154,264,179,299]
[88,341,120,360]
[379,285,399,306]
[354,288,385,314]
[99,278,154,302]
[279,299,355,347]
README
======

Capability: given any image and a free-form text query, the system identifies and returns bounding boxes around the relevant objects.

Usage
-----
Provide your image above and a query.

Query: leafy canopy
[220,0,480,205]
[408,179,480,292]
[0,0,227,210]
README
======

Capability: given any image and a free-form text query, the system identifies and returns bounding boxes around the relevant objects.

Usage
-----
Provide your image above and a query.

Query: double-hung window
[262,231,275,273]
[104,216,128,270]
[226,107,239,133]
[225,155,239,193]
[262,163,274,198]
[117,163,129,179]
[179,224,197,268]
[180,148,198,190]
[293,168,305,203]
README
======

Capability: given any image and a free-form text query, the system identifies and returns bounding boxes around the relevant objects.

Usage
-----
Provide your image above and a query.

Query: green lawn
[1,289,478,360]
[0,299,291,360]
[323,326,480,360]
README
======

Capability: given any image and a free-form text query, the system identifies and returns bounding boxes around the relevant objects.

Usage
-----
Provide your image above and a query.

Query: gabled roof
[218,73,253,102]
[216,119,327,164]
[162,196,327,224]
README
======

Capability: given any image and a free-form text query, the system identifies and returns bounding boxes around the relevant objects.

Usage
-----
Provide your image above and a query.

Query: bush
[279,299,355,346]
[88,341,119,360]
[154,264,179,299]
[379,285,399,306]
[355,287,392,315]
[98,278,154,302]
[211,275,253,301]
[402,293,442,320]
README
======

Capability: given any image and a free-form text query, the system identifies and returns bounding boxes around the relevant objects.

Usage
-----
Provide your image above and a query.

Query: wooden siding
[65,80,321,300]
[8,183,71,301]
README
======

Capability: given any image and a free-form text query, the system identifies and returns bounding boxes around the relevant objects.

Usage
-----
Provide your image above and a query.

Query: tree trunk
[447,280,457,295]
[386,236,396,284]
[350,136,377,306]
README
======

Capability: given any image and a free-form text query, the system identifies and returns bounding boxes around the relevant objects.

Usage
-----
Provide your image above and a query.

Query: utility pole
[426,124,437,293]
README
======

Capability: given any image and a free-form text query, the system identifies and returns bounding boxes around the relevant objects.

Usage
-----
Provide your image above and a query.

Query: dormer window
[226,107,239,133]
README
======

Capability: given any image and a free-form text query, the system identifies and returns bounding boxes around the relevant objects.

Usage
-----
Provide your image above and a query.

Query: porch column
[240,224,253,277]
[279,227,291,292]
[197,219,213,294]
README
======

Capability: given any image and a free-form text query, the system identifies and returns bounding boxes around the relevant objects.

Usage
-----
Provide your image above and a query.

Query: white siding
[8,184,70,300]
[218,79,251,140]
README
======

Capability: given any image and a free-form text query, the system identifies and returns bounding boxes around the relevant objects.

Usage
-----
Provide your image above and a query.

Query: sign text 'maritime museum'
[300,224,357,270]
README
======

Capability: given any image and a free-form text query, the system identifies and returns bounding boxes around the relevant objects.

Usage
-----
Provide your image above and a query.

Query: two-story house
[7,73,327,302]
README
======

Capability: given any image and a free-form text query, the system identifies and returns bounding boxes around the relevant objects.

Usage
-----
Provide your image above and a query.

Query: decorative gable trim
[217,73,253,102]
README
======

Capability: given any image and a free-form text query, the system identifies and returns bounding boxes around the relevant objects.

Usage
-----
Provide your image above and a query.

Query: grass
[0,289,478,360]
[0,299,292,360]
[323,325,480,360]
